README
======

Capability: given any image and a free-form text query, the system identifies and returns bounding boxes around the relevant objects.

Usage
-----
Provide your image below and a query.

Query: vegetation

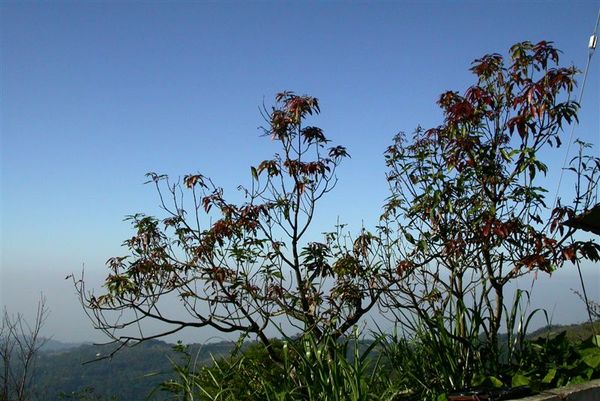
[34,339,177,401]
[1,297,48,401]
[380,40,599,384]
[75,91,386,361]
[4,321,594,401]
[156,325,600,401]
[509,332,600,391]
[30,339,233,401]
[528,320,600,341]
[63,40,600,400]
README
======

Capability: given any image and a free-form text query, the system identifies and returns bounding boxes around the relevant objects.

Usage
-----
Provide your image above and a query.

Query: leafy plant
[280,331,391,401]
[380,40,600,391]
[157,331,399,401]
[75,92,387,359]
[510,332,600,391]
[73,41,600,401]
[156,341,246,401]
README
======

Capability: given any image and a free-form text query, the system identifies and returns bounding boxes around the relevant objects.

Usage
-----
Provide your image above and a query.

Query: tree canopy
[76,42,599,372]
[380,41,599,383]
[77,92,385,358]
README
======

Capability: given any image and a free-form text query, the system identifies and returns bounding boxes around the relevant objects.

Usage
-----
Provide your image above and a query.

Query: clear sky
[1,1,599,343]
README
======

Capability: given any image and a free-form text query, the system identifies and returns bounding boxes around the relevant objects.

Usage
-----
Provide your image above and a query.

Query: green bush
[510,332,600,391]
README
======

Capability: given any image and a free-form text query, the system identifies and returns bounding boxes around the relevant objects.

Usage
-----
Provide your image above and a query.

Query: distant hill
[527,320,600,341]
[32,338,236,401]
[39,338,85,352]
[31,321,599,400]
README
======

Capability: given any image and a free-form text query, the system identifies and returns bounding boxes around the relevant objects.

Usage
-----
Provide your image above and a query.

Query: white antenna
[588,34,597,50]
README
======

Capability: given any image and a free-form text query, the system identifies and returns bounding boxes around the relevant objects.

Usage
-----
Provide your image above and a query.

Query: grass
[154,319,600,401]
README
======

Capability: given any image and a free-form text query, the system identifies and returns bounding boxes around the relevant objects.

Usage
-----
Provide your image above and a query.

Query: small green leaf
[512,373,530,387]
[542,368,556,384]
[581,348,600,368]
[436,394,448,401]
[488,376,503,388]
[570,375,588,385]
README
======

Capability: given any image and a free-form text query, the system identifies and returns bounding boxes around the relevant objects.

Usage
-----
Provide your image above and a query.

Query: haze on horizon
[1,1,599,344]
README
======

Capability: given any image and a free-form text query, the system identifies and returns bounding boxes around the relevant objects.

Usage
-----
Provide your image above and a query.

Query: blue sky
[1,1,599,342]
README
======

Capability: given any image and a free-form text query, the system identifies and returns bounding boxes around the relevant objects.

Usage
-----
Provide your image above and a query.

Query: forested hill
[32,339,235,401]
[33,321,599,401]
[526,321,600,341]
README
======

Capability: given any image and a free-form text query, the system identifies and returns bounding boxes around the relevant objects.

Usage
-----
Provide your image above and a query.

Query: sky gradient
[1,1,599,343]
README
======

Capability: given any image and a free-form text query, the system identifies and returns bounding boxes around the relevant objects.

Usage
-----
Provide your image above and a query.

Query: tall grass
[155,291,595,401]
[156,330,402,401]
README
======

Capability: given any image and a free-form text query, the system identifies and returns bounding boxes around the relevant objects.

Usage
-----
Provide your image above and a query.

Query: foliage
[26,323,600,401]
[527,320,600,342]
[380,40,600,391]
[70,40,600,400]
[158,340,288,401]
[376,322,600,400]
[75,92,387,358]
[376,329,443,401]
[158,323,600,401]
[158,332,397,401]
[375,292,539,401]
[276,331,391,401]
[509,332,600,392]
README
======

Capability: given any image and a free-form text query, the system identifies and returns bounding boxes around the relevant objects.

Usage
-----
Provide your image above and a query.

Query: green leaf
[570,375,589,385]
[581,348,600,368]
[542,368,556,384]
[251,166,258,180]
[436,394,448,401]
[512,373,530,387]
[488,376,504,388]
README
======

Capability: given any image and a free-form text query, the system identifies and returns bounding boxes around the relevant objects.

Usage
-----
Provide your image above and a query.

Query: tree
[0,297,49,401]
[76,92,385,358]
[380,41,600,385]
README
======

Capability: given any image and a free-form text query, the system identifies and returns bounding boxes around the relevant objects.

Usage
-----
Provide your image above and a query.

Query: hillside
[39,338,85,352]
[527,320,600,341]
[32,339,235,401]
[30,321,599,400]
